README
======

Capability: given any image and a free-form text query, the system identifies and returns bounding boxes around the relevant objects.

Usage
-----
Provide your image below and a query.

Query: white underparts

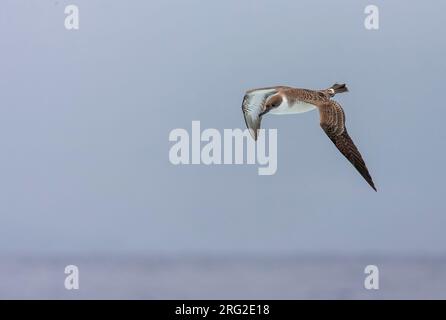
[269,96,317,115]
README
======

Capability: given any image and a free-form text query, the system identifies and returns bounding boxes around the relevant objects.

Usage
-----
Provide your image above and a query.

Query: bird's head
[263,95,283,115]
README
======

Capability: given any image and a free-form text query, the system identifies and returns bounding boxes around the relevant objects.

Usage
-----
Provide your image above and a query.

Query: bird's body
[268,96,316,115]
[241,83,377,191]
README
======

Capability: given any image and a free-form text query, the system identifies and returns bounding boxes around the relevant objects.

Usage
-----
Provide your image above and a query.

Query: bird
[241,83,376,191]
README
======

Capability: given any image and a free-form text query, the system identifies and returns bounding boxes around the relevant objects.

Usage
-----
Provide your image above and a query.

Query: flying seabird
[241,83,376,191]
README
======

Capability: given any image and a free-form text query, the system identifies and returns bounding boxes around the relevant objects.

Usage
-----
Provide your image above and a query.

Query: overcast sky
[0,0,445,256]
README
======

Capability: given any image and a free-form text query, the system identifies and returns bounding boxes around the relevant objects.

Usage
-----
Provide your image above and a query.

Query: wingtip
[248,129,258,141]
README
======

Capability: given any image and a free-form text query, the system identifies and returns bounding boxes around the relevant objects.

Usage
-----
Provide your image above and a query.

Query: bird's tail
[327,83,348,96]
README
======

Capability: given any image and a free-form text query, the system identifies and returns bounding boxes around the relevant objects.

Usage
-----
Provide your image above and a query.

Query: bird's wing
[242,88,279,140]
[317,100,377,191]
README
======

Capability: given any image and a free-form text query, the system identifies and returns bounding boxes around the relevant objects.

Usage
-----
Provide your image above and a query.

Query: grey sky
[0,0,445,256]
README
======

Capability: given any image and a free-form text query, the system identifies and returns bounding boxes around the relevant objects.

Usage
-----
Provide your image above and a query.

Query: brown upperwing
[279,88,331,105]
[317,100,377,191]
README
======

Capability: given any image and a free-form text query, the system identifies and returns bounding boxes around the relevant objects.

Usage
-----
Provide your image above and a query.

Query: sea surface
[0,255,445,299]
